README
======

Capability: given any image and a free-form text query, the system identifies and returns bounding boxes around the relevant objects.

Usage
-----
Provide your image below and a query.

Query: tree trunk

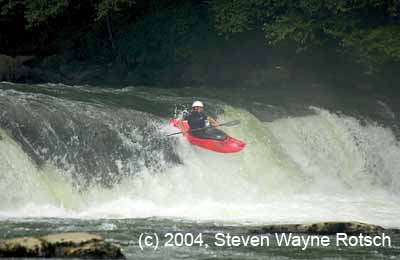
[106,15,115,51]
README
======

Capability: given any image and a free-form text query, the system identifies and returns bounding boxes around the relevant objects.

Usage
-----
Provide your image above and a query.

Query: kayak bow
[169,118,246,153]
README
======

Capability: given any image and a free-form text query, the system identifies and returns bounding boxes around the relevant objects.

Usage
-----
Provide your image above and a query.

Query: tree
[211,0,400,70]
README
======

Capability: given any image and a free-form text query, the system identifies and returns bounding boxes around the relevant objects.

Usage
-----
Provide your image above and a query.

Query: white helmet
[192,101,204,107]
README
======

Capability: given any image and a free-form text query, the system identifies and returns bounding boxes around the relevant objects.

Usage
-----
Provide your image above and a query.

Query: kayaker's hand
[208,116,218,126]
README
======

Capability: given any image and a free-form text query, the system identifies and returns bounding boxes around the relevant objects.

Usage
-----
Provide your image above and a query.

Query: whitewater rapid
[0,87,399,227]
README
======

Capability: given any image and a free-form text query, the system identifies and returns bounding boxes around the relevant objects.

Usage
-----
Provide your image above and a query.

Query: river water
[0,82,399,259]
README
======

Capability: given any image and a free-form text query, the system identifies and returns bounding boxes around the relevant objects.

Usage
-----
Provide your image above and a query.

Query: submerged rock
[0,232,125,259]
[250,222,386,235]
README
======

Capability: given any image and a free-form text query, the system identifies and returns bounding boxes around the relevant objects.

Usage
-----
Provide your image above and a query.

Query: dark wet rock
[0,54,34,82]
[250,222,388,236]
[0,232,125,259]
[0,237,45,257]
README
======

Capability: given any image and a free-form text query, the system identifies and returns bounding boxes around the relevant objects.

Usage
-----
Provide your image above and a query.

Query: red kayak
[169,118,246,153]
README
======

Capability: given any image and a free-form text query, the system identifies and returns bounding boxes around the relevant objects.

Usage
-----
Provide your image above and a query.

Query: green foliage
[0,0,136,28]
[0,0,23,16]
[24,0,67,28]
[211,0,400,69]
[2,0,399,85]
[96,0,135,20]
[331,26,400,67]
[116,2,205,82]
[211,0,256,34]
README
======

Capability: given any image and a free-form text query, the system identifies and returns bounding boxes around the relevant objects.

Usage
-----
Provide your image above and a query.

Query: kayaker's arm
[208,116,218,126]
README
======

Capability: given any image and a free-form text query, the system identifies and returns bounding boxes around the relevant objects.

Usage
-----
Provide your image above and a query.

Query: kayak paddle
[167,120,240,137]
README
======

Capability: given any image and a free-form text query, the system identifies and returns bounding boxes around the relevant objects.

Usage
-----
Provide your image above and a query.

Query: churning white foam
[1,107,399,227]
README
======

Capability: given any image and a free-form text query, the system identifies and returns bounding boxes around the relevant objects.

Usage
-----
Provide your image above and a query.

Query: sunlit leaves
[25,0,67,28]
[96,0,135,20]
[211,0,400,68]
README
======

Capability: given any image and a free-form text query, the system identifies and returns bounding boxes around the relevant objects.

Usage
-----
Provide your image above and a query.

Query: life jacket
[184,111,207,130]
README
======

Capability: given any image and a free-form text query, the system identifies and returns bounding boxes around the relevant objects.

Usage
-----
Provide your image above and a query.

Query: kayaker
[183,101,220,139]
